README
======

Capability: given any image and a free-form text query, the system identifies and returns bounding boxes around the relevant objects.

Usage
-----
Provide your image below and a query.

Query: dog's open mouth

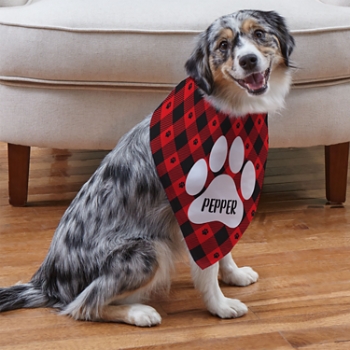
[235,68,270,95]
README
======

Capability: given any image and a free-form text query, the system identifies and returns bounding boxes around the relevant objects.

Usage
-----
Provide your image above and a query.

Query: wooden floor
[0,142,350,350]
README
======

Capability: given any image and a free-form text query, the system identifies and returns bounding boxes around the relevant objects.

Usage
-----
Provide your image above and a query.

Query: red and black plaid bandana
[150,77,268,269]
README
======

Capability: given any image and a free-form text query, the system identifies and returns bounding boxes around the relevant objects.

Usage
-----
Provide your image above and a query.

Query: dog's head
[185,10,295,115]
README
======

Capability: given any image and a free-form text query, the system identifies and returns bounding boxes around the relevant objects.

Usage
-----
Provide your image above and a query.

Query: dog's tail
[0,283,50,312]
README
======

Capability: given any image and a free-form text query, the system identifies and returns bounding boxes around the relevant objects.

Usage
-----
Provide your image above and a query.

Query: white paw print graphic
[186,136,256,228]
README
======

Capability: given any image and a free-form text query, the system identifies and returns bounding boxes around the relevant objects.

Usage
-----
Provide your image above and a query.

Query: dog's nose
[239,54,258,71]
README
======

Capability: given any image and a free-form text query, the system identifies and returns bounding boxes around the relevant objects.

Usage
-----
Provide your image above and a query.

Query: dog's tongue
[244,73,265,90]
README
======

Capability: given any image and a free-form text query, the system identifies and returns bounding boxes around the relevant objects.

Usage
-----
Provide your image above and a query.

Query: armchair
[1,0,349,205]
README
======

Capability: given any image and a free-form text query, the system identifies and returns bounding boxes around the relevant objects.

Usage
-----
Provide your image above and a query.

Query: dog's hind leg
[60,240,165,326]
[219,253,259,287]
[62,280,162,327]
[190,258,248,319]
[99,304,161,327]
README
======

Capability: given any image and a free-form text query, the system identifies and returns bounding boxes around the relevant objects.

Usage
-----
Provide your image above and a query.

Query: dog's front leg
[190,259,248,318]
[219,253,259,286]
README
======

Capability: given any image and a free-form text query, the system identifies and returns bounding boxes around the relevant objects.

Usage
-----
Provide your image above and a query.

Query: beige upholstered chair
[1,0,349,206]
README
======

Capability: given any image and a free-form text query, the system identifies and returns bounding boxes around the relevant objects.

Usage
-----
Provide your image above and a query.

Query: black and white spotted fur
[0,10,294,326]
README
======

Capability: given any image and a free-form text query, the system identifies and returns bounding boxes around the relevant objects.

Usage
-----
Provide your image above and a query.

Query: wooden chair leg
[8,143,31,206]
[325,142,349,203]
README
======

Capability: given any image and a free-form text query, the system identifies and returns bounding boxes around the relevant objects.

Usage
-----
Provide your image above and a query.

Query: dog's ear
[258,11,295,67]
[185,31,214,95]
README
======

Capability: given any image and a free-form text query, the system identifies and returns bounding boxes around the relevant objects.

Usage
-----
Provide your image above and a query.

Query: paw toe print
[186,136,256,228]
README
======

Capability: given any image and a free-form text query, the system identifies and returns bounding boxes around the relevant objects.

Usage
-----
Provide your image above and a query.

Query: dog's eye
[219,40,228,51]
[254,30,265,40]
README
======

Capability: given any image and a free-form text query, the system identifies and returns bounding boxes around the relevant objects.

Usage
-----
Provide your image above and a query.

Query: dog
[0,10,294,327]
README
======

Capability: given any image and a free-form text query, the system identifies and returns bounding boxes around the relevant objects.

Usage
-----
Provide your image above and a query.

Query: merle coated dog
[0,10,294,326]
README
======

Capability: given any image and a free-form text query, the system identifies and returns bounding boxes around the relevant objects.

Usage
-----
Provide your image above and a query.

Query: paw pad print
[185,136,256,228]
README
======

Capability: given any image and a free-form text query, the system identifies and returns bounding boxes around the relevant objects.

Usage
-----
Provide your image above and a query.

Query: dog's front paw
[208,297,248,319]
[221,266,259,287]
[126,304,162,327]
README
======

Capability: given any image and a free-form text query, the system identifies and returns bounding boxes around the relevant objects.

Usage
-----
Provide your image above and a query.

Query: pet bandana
[150,77,268,269]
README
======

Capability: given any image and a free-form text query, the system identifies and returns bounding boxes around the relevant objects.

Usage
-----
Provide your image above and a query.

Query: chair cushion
[0,0,350,88]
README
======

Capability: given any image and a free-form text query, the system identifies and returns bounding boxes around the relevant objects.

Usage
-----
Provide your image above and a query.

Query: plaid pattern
[150,77,268,269]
